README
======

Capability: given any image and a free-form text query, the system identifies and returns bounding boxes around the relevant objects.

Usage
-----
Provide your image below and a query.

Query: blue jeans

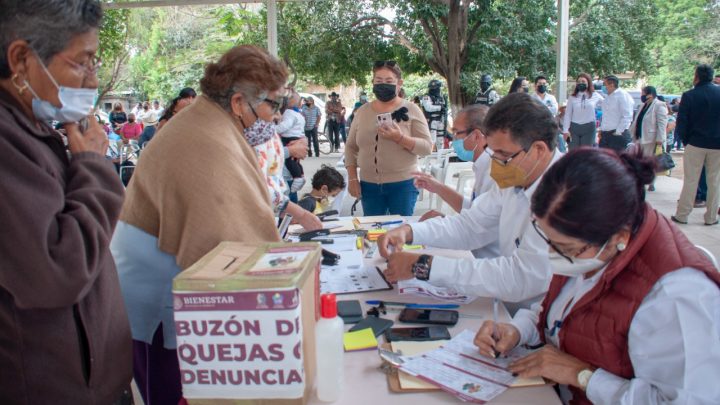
[360,179,419,216]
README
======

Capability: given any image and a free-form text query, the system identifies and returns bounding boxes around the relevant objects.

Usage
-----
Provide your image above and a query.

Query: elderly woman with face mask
[0,1,132,403]
[345,61,433,216]
[111,45,320,405]
[474,148,720,404]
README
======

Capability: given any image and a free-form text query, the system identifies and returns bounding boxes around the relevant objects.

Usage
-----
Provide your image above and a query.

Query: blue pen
[365,300,459,309]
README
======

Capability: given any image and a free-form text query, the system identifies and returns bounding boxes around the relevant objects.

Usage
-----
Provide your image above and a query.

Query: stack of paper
[343,328,378,352]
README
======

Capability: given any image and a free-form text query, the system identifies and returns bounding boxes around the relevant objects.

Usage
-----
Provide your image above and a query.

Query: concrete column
[555,0,569,104]
[267,0,278,56]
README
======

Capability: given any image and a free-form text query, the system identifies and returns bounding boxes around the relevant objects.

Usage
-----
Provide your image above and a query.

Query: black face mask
[480,82,491,92]
[671,104,680,113]
[522,87,529,93]
[428,88,440,96]
[537,85,547,94]
[576,83,587,92]
[640,95,648,103]
[373,83,397,102]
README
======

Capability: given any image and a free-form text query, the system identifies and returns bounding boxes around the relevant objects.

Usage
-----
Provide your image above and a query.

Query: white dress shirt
[511,267,720,405]
[532,93,559,116]
[409,151,562,303]
[562,92,604,132]
[462,152,494,210]
[599,88,634,133]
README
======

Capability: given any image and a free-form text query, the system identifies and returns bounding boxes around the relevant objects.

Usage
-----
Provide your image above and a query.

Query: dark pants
[340,123,347,144]
[139,125,156,146]
[305,128,319,157]
[360,179,419,216]
[281,136,304,178]
[133,327,182,405]
[327,120,342,149]
[697,166,707,202]
[599,129,632,153]
[568,121,597,150]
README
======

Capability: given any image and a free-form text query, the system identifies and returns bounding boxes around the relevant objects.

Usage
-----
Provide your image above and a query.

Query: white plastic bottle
[315,293,344,402]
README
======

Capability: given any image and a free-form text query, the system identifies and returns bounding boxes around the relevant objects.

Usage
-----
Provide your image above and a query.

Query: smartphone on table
[385,326,451,342]
[398,308,459,326]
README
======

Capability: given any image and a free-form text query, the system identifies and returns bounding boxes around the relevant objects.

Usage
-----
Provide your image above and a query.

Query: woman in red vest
[474,147,720,404]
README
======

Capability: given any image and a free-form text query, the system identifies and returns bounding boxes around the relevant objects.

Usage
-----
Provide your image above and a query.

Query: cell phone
[336,300,363,324]
[385,326,451,342]
[376,112,392,126]
[348,316,394,337]
[398,308,459,326]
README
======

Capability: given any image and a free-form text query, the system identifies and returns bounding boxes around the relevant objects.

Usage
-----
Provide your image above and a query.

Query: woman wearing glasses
[111,45,317,404]
[345,60,433,216]
[562,73,604,150]
[474,148,720,404]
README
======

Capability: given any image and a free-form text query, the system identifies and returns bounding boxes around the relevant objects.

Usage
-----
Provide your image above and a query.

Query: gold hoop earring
[10,74,28,95]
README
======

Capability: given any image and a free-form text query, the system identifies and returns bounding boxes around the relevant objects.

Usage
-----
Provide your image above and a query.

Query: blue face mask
[25,54,97,123]
[452,139,475,162]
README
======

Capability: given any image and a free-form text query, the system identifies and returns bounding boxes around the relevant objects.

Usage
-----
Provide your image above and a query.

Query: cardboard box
[173,242,321,405]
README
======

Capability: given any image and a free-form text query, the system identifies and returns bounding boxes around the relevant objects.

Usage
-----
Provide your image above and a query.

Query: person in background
[301,96,322,157]
[276,90,307,193]
[474,147,720,405]
[665,99,677,153]
[629,85,668,191]
[598,75,634,153]
[345,60,433,216]
[130,101,142,116]
[297,165,346,214]
[118,112,142,144]
[138,101,159,145]
[111,45,319,405]
[0,1,132,402]
[509,76,529,94]
[714,74,720,85]
[157,87,196,131]
[339,106,347,144]
[672,64,720,226]
[325,91,343,151]
[473,74,501,106]
[532,75,558,116]
[421,79,449,150]
[378,93,561,310]
[109,101,127,131]
[563,72,604,150]
[152,99,163,117]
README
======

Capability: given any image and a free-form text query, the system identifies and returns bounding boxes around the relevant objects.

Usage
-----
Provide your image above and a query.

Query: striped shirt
[301,105,321,130]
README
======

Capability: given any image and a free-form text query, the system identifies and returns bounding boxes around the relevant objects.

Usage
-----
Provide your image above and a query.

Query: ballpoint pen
[365,300,460,309]
[373,220,404,227]
[492,298,500,358]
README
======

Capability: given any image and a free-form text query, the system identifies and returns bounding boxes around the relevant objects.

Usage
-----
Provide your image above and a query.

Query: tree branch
[351,16,421,54]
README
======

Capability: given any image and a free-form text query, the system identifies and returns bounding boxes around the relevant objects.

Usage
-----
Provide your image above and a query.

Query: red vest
[537,205,720,405]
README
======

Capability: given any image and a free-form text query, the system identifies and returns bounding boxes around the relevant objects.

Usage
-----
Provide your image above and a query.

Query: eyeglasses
[57,53,102,76]
[263,98,282,113]
[374,60,397,69]
[531,219,592,263]
[485,148,524,166]
[451,128,476,139]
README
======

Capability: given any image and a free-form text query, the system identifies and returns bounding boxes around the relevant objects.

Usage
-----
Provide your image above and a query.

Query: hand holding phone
[376,112,392,127]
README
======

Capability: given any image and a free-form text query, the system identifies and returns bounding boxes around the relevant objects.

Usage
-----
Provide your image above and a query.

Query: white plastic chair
[695,245,719,271]
[437,162,472,214]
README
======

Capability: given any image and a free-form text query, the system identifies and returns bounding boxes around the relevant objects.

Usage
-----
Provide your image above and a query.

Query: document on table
[397,278,477,304]
[397,330,537,404]
[320,250,392,294]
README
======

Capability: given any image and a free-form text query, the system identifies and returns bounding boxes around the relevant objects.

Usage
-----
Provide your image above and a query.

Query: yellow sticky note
[343,328,378,352]
[403,244,423,250]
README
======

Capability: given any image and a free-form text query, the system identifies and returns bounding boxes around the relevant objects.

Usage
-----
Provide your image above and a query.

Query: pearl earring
[616,243,626,252]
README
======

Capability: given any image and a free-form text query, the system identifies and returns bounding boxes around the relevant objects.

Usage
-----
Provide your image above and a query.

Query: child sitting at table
[298,165,346,214]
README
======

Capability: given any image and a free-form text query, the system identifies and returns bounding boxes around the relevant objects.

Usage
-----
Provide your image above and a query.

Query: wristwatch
[411,254,432,281]
[577,368,595,391]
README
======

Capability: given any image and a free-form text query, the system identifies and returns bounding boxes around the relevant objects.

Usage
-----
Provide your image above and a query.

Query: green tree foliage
[97,8,130,104]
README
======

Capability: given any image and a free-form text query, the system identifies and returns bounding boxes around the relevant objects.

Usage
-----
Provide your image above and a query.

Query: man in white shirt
[378,93,561,305]
[531,76,558,116]
[598,75,634,152]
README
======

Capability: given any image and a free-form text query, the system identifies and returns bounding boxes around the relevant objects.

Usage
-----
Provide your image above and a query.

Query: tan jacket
[345,100,432,184]
[0,88,132,404]
[630,98,668,144]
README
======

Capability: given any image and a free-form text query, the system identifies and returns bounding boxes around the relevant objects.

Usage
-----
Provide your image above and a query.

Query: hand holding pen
[473,317,521,359]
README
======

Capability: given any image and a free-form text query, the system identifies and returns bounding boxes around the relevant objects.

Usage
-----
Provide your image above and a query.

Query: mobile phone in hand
[376,112,392,126]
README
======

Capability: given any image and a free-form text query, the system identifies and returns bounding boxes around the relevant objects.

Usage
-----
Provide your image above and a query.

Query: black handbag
[655,150,675,172]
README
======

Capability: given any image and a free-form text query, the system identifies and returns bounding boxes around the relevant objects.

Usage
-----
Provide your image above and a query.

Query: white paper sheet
[320,250,392,294]
[397,278,476,304]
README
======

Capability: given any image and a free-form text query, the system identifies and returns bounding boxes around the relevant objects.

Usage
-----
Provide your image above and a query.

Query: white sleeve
[510,300,543,347]
[563,97,574,133]
[275,110,294,134]
[411,186,503,251]
[549,95,559,116]
[617,93,634,133]
[586,268,720,405]
[421,96,442,112]
[425,210,553,302]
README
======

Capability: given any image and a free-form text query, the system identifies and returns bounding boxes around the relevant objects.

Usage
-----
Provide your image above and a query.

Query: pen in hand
[492,298,500,358]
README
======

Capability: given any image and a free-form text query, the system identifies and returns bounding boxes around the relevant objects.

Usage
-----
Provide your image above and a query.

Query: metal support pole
[267,0,278,57]
[556,0,569,105]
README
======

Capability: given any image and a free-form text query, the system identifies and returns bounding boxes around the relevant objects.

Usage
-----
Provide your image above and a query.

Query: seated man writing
[378,93,561,305]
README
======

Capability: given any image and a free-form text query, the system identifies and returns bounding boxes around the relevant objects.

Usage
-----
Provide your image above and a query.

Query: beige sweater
[345,100,432,184]
[120,95,280,269]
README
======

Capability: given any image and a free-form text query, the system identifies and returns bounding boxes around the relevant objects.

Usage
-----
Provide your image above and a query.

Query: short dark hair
[531,147,655,245]
[534,75,547,84]
[179,87,197,99]
[604,75,620,88]
[483,92,558,151]
[0,0,103,78]
[311,165,346,192]
[695,64,714,83]
[642,86,657,98]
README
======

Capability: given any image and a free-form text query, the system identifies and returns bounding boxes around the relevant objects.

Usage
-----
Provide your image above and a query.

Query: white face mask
[549,241,609,277]
[25,54,97,123]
